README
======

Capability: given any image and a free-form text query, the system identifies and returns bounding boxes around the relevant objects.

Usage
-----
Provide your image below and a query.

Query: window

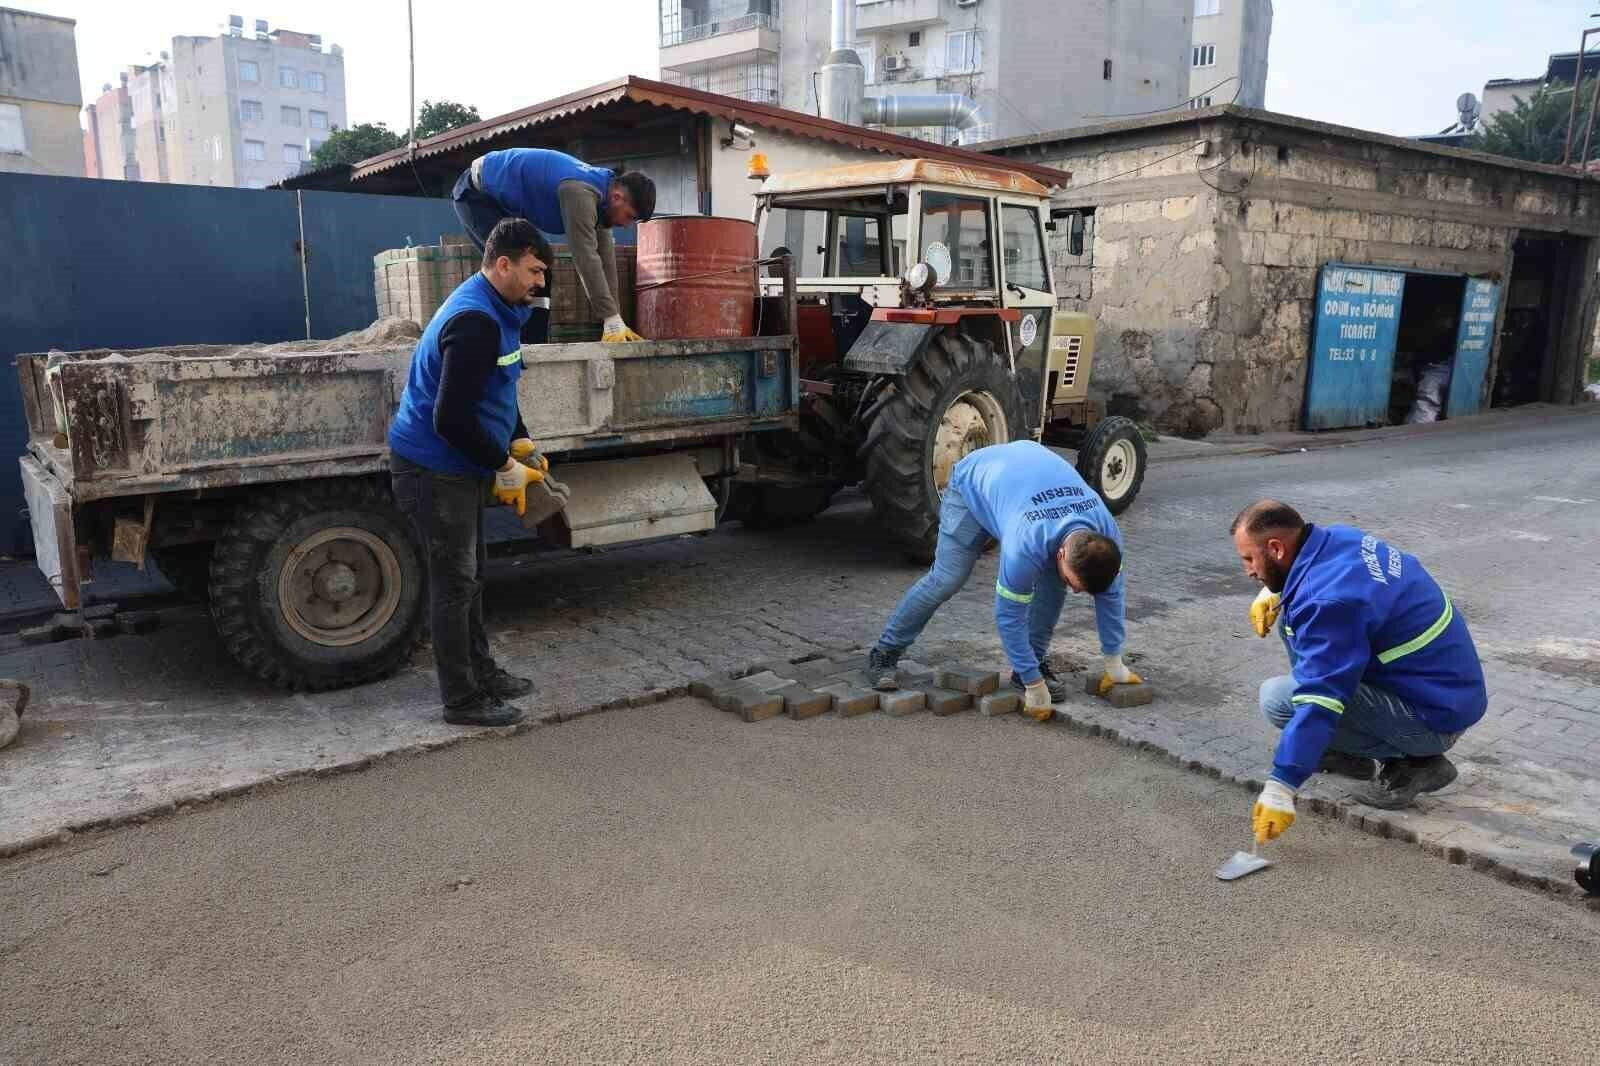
[0,103,25,154]
[853,40,876,84]
[306,70,326,93]
[1001,205,1049,293]
[283,144,303,164]
[834,215,888,278]
[278,66,298,88]
[908,30,921,47]
[1189,96,1214,109]
[1195,0,1220,14]
[243,139,265,161]
[238,59,259,83]
[1103,58,1113,80]
[309,109,328,130]
[240,99,264,123]
[763,207,828,277]
[920,193,993,290]
[1193,44,1215,67]
[945,29,981,74]
[281,106,302,127]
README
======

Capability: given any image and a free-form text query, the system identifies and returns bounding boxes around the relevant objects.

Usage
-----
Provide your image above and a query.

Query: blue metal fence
[1,173,459,553]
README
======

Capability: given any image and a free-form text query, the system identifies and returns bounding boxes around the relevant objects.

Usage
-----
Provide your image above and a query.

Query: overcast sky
[25,0,1598,139]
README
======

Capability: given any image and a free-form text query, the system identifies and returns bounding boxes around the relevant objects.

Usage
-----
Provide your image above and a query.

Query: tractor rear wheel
[862,329,1025,561]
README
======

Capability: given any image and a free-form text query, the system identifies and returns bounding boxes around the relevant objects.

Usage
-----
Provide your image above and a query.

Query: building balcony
[856,0,945,33]
[659,18,780,75]
[661,9,778,48]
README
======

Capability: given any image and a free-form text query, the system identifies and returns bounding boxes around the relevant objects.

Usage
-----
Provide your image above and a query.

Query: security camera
[723,122,757,150]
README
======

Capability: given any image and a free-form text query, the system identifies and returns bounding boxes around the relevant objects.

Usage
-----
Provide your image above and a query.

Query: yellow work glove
[1250,587,1282,638]
[492,458,545,517]
[1252,780,1296,845]
[601,315,645,343]
[509,437,549,473]
[1023,679,1053,722]
[1095,653,1143,697]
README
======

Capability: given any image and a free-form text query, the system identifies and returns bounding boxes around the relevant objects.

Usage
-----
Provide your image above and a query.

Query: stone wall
[994,110,1600,433]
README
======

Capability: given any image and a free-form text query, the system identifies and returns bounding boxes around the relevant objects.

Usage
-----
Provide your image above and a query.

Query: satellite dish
[1456,92,1478,114]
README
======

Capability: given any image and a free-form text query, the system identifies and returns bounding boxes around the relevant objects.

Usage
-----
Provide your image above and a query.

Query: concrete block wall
[373,242,479,328]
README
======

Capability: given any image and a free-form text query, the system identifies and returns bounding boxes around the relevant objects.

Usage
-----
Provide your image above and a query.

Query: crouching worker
[1231,500,1487,844]
[865,440,1142,721]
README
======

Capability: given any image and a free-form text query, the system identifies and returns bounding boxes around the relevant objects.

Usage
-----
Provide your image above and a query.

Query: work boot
[1317,750,1377,780]
[865,647,901,691]
[1352,755,1458,810]
[1011,662,1068,703]
[443,693,526,728]
[482,668,534,700]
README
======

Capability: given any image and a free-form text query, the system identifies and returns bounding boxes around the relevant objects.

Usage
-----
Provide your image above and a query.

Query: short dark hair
[1230,499,1306,538]
[613,171,656,221]
[482,217,552,269]
[1064,532,1122,595]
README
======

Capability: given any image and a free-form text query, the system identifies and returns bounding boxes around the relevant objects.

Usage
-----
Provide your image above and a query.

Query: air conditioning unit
[883,55,909,73]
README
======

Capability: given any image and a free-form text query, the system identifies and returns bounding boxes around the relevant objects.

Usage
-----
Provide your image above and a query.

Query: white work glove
[1250,587,1282,638]
[492,458,544,517]
[1096,653,1142,697]
[601,314,645,342]
[1023,679,1054,722]
[1252,779,1297,844]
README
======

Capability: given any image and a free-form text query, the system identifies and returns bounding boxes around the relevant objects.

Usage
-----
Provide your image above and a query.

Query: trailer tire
[862,329,1025,561]
[1075,416,1147,515]
[209,479,425,691]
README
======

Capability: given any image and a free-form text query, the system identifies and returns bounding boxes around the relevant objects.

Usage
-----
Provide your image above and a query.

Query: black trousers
[451,168,551,345]
[391,456,496,708]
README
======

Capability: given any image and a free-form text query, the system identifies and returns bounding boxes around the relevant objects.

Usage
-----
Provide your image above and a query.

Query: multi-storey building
[0,6,86,177]
[83,75,138,180]
[1186,0,1270,110]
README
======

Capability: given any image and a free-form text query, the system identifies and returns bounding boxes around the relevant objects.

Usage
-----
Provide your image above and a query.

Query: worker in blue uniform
[451,147,656,345]
[1232,500,1487,842]
[865,440,1143,720]
[389,219,564,728]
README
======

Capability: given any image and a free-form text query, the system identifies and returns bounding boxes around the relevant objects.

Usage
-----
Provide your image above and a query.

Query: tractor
[742,157,1146,558]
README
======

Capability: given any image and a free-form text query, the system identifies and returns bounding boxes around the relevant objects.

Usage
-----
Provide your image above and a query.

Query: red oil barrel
[636,216,757,339]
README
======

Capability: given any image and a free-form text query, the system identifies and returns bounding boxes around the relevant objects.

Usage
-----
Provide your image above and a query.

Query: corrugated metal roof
[759,158,1051,198]
[350,76,1070,189]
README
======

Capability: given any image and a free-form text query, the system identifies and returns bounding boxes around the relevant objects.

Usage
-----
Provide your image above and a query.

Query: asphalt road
[3,696,1596,1065]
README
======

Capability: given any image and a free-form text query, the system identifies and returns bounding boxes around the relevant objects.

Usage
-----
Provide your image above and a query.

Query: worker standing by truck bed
[450,147,656,345]
[865,441,1144,719]
[388,219,564,727]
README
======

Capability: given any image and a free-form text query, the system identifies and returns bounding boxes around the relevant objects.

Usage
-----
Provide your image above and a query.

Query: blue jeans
[877,487,1067,674]
[450,167,550,345]
[1260,625,1460,760]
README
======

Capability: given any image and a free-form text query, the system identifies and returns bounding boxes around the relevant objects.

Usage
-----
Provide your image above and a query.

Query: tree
[1469,79,1598,165]
[309,122,405,169]
[414,99,481,140]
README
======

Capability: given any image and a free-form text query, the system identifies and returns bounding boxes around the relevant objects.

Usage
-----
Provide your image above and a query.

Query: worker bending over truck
[865,441,1144,719]
[451,147,656,345]
[1233,500,1487,844]
[388,219,567,727]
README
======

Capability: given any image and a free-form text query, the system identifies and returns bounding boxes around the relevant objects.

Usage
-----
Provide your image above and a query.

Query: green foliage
[309,122,404,169]
[1469,79,1598,165]
[414,100,481,140]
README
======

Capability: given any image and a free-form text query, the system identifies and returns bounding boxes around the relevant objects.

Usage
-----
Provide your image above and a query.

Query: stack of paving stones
[691,653,1023,722]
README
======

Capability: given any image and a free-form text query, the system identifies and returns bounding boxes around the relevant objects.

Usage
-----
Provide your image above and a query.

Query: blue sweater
[475,148,612,236]
[388,273,531,476]
[1272,524,1487,789]
[948,441,1126,681]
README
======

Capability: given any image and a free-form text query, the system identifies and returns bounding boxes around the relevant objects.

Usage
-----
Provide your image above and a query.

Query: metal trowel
[1216,840,1273,881]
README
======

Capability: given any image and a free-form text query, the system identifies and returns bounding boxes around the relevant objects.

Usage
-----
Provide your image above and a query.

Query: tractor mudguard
[841,320,940,376]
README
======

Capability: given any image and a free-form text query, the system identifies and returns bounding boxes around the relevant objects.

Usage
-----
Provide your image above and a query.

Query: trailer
[16,276,800,691]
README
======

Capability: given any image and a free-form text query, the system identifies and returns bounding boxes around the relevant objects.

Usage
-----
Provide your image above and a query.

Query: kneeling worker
[389,219,563,727]
[1232,500,1487,844]
[451,147,655,344]
[866,440,1143,719]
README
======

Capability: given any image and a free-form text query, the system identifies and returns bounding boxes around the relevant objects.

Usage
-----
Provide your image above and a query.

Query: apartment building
[659,0,1193,144]
[83,75,138,180]
[1187,0,1270,109]
[0,6,86,177]
[95,16,347,188]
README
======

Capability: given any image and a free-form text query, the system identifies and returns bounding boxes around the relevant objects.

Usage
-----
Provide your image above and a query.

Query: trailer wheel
[862,329,1025,561]
[1075,416,1147,515]
[209,480,425,691]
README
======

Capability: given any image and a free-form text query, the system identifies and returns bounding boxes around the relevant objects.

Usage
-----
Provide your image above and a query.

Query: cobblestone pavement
[2,406,1597,894]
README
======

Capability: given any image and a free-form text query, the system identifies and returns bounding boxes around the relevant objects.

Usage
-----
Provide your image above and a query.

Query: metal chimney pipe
[818,0,865,125]
[862,94,990,144]
[829,0,856,52]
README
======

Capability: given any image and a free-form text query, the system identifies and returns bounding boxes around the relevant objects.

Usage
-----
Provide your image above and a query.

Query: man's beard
[1260,555,1289,594]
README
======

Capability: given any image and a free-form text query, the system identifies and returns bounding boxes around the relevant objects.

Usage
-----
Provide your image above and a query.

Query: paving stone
[740,670,793,693]
[978,692,1019,717]
[925,688,974,716]
[688,676,720,701]
[817,683,878,717]
[936,666,1000,697]
[776,684,831,720]
[895,661,937,687]
[880,690,926,717]
[1082,676,1156,708]
[713,681,784,722]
